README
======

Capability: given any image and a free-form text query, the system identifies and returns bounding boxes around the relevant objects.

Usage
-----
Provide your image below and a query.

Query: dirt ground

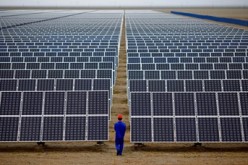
[1,9,248,165]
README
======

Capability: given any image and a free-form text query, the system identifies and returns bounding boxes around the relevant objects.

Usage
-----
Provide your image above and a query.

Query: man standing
[114,114,126,156]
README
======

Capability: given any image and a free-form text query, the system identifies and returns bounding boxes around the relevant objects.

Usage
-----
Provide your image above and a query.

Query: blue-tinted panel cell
[243,118,248,141]
[198,118,219,142]
[56,79,73,91]
[65,117,85,141]
[131,93,151,116]
[42,117,64,141]
[242,80,248,91]
[196,93,217,116]
[0,117,19,141]
[18,80,36,91]
[20,117,41,141]
[175,93,195,116]
[221,118,242,142]
[75,79,92,90]
[153,93,173,116]
[131,118,152,142]
[145,71,160,79]
[44,92,65,115]
[148,80,165,92]
[22,92,43,115]
[0,92,21,115]
[178,71,192,79]
[88,91,108,115]
[223,80,240,91]
[186,80,203,91]
[240,93,248,115]
[218,93,239,116]
[129,80,146,92]
[37,79,54,91]
[204,80,222,91]
[88,116,108,141]
[67,92,86,114]
[176,118,196,142]
[128,71,143,80]
[154,118,174,142]
[0,80,17,91]
[93,79,111,91]
[167,80,184,92]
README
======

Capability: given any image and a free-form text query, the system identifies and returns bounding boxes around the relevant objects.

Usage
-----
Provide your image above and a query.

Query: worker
[114,114,126,156]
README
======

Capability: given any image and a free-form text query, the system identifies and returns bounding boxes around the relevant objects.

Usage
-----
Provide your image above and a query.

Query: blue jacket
[114,121,126,140]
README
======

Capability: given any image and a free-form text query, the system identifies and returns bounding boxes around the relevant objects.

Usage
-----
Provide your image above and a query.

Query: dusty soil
[1,9,248,165]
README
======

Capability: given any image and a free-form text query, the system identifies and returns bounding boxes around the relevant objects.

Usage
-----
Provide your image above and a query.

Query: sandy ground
[1,9,248,165]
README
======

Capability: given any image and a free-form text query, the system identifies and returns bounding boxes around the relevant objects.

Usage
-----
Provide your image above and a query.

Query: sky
[0,0,247,7]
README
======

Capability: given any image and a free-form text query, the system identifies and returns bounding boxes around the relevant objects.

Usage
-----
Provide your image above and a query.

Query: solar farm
[0,9,248,165]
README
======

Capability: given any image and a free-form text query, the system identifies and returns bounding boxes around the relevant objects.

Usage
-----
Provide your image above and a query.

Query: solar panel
[0,117,19,141]
[16,70,30,78]
[198,118,219,142]
[153,118,174,142]
[56,79,73,90]
[18,80,36,91]
[148,80,165,92]
[167,80,184,92]
[44,92,65,115]
[87,116,108,141]
[186,80,203,91]
[243,118,248,141]
[0,80,17,91]
[153,93,173,116]
[204,80,222,91]
[42,117,64,141]
[196,93,217,116]
[66,92,87,114]
[176,118,196,142]
[129,80,146,92]
[131,118,152,142]
[37,79,54,91]
[240,93,248,115]
[131,93,151,116]
[65,116,86,141]
[0,92,21,115]
[174,93,195,116]
[218,93,239,116]
[88,91,109,115]
[220,118,242,142]
[22,92,43,115]
[20,117,41,141]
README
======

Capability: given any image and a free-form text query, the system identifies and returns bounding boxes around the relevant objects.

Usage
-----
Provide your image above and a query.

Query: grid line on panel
[216,93,222,142]
[85,91,89,141]
[151,93,154,142]
[17,92,23,141]
[237,93,245,142]
[172,93,176,142]
[194,93,199,142]
[63,92,67,141]
[40,92,45,142]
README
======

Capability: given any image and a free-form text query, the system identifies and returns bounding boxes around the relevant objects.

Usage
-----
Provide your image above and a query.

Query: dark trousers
[115,138,124,155]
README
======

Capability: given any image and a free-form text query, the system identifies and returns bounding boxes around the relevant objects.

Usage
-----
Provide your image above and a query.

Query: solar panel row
[126,11,248,143]
[130,92,248,116]
[131,117,248,142]
[0,10,123,142]
[128,79,248,92]
[0,91,109,142]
